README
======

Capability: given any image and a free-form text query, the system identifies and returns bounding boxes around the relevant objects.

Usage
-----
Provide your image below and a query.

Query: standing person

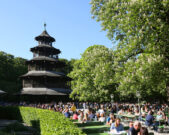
[83,102,86,110]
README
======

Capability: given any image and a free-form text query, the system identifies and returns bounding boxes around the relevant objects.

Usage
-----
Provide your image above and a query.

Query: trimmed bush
[0,106,85,135]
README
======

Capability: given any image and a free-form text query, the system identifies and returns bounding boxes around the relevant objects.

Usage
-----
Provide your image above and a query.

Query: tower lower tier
[20,87,71,95]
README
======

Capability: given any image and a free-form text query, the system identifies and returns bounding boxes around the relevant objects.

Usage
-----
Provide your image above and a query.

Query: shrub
[0,106,85,135]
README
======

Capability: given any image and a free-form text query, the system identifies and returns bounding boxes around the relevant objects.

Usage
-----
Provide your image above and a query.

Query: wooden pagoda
[20,25,72,96]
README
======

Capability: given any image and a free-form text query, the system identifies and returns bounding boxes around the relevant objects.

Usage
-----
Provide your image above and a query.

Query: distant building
[20,25,72,97]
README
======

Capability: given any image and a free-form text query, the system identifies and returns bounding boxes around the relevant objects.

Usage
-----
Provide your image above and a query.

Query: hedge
[0,106,85,135]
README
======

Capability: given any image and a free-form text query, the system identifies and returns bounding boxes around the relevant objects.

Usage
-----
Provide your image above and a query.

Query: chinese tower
[20,24,71,96]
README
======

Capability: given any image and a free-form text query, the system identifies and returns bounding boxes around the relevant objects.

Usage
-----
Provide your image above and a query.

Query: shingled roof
[21,71,65,77]
[30,45,61,54]
[35,30,55,42]
[20,88,71,95]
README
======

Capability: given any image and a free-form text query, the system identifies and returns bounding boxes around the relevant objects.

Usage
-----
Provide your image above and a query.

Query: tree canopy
[0,51,27,94]
[69,45,116,102]
[59,58,77,75]
[91,0,169,101]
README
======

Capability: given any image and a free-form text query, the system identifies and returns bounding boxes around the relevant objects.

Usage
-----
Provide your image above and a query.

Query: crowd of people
[0,101,168,134]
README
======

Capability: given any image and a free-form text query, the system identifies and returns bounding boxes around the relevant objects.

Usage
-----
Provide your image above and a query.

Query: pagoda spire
[35,23,55,42]
[44,22,47,30]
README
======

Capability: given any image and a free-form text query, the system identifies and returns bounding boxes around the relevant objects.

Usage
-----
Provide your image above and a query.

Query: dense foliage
[0,106,85,135]
[0,51,27,94]
[69,45,116,102]
[90,0,169,101]
[59,58,77,75]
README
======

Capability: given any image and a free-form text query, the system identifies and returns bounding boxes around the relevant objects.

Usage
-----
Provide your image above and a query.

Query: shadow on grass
[31,120,41,135]
[0,106,41,135]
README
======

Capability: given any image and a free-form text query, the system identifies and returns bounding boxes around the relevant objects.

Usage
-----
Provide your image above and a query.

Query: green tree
[59,58,77,75]
[91,0,169,101]
[69,45,116,102]
[0,51,27,93]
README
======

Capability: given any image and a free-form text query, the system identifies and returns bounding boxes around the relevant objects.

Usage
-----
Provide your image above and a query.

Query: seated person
[88,108,95,121]
[72,111,78,120]
[129,121,134,129]
[118,109,124,115]
[64,109,71,118]
[106,113,115,126]
[156,112,163,121]
[154,111,164,129]
[98,105,105,115]
[127,108,133,115]
[140,127,148,135]
[145,111,154,127]
[99,113,106,122]
[129,121,141,135]
[110,118,124,132]
[70,103,76,113]
[83,113,89,123]
[135,109,140,116]
[95,112,100,121]
[78,111,84,123]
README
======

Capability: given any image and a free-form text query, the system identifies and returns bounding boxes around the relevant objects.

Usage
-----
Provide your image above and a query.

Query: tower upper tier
[35,30,55,43]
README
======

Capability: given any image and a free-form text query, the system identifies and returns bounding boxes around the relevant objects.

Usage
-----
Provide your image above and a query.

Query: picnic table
[114,113,137,121]
[108,131,127,135]
[155,119,166,127]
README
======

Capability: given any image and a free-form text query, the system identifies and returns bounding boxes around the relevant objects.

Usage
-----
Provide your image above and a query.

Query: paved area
[0,119,17,128]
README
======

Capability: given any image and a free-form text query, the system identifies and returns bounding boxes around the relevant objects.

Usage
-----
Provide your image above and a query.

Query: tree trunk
[167,84,169,103]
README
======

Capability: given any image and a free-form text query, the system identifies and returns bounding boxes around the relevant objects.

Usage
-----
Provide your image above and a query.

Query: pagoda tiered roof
[26,56,65,66]
[30,44,61,54]
[29,56,57,61]
[35,30,55,42]
[21,88,71,95]
[21,71,71,80]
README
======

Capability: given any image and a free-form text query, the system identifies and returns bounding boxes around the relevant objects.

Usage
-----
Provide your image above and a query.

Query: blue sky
[0,0,113,60]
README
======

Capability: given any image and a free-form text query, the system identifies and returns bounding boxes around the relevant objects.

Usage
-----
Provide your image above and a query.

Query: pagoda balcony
[30,44,61,54]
